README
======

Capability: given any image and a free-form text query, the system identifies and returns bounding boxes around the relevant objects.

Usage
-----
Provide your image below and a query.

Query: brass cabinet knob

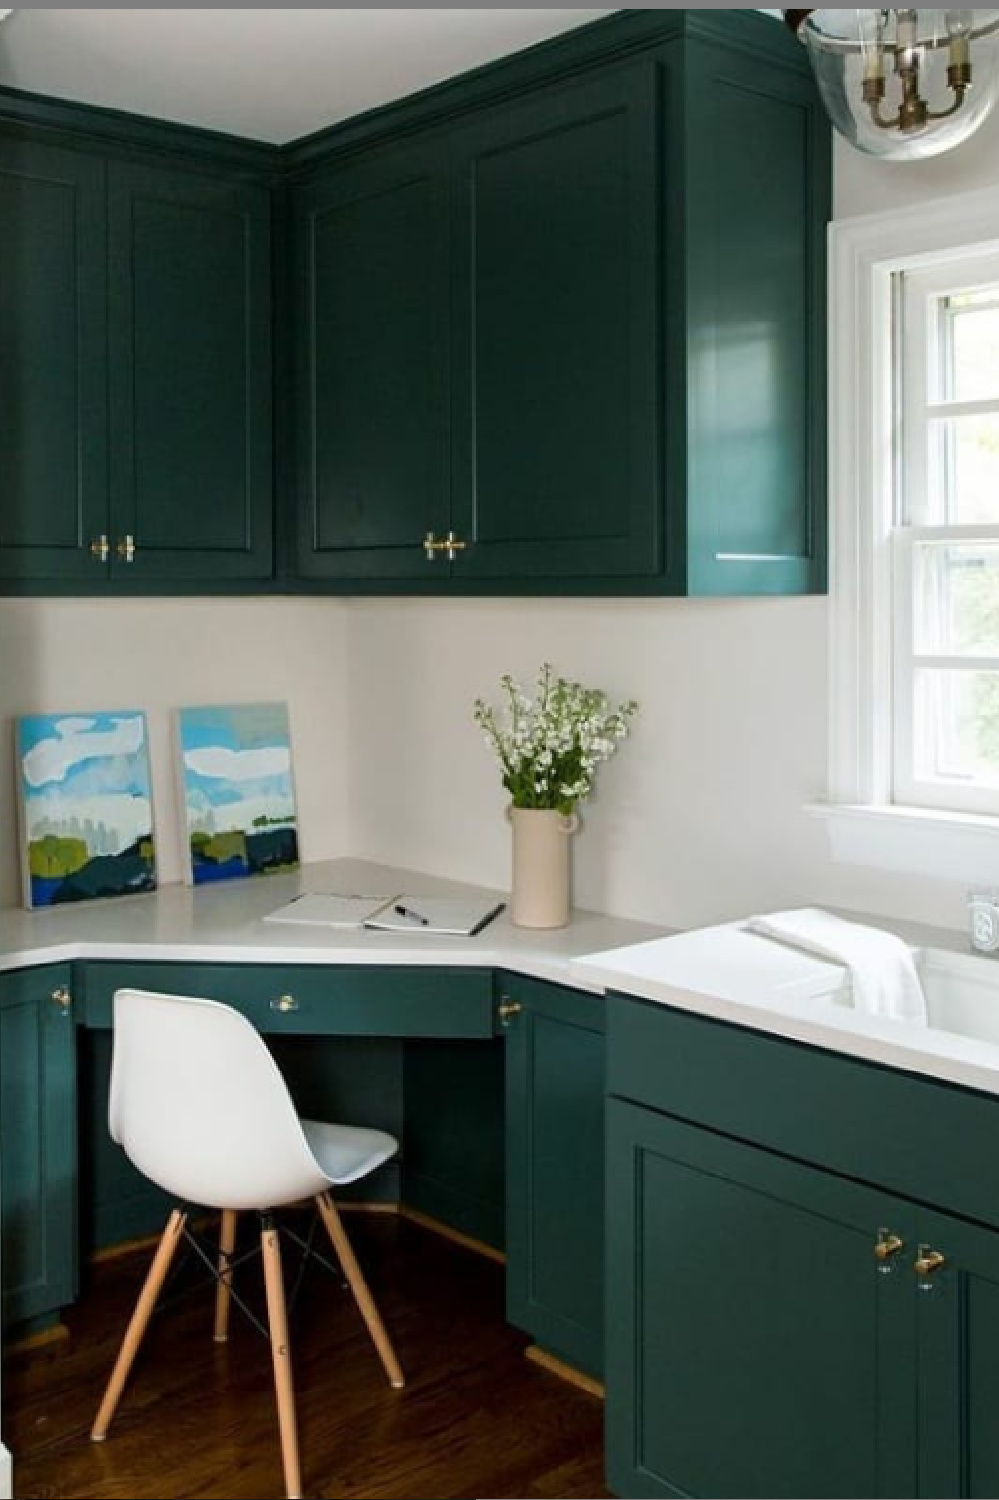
[874,1229,904,1265]
[444,530,467,562]
[497,998,523,1025]
[915,1245,947,1286]
[116,534,136,563]
[51,985,72,1013]
[424,531,439,562]
[271,993,299,1014]
[90,534,109,563]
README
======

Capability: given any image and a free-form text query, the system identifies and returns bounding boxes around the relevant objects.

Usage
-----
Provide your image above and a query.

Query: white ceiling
[0,8,613,144]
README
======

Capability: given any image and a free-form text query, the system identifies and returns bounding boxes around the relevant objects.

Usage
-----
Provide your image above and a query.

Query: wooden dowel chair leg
[317,1190,405,1389]
[91,1208,188,1442]
[214,1209,238,1342]
[261,1219,303,1500]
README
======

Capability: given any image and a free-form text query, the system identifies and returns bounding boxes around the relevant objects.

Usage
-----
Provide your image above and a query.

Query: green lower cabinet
[502,974,605,1377]
[0,965,78,1327]
[915,1206,999,1499]
[605,1099,920,1500]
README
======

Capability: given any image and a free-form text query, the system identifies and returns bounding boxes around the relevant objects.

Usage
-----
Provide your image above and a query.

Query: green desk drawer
[81,961,495,1038]
[608,991,999,1231]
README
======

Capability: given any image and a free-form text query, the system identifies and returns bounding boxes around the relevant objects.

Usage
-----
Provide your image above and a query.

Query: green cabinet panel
[0,137,107,583]
[915,1207,999,1499]
[293,139,450,581]
[681,40,828,595]
[503,974,605,1376]
[108,160,273,581]
[80,960,494,1037]
[605,1100,917,1500]
[0,965,78,1327]
[449,61,660,583]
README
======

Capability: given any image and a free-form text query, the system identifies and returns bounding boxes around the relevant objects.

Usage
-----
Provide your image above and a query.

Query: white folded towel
[747,907,928,1025]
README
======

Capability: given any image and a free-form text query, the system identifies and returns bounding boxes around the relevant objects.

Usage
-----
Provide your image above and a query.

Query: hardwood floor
[5,1213,610,1500]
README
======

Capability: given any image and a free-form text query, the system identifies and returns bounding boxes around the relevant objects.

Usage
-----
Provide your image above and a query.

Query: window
[895,254,999,814]
[825,191,999,877]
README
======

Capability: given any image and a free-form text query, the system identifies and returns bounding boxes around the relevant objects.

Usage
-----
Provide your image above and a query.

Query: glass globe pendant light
[785,10,999,159]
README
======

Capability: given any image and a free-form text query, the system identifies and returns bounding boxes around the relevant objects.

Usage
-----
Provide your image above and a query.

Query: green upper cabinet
[0,138,107,585]
[679,37,828,595]
[449,61,660,584]
[293,139,450,582]
[107,161,273,583]
[0,131,273,592]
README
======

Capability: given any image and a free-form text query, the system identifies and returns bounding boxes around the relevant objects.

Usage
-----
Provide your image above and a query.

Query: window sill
[806,802,999,885]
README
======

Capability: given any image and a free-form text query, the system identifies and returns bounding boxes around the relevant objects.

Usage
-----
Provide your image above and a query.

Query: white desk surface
[0,857,667,993]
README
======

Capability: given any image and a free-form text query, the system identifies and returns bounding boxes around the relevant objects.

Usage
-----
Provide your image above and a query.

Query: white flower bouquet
[473,662,638,817]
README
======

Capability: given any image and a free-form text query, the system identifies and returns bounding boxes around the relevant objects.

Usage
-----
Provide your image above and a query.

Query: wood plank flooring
[5,1213,610,1499]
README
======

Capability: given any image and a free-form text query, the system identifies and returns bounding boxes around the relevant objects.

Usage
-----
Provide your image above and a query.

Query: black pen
[394,903,429,926]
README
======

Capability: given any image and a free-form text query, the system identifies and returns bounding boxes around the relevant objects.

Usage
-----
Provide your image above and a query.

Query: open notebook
[263,893,397,929]
[363,896,506,937]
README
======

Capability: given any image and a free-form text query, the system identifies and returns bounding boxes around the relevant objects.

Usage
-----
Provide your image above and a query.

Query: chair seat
[302,1120,398,1186]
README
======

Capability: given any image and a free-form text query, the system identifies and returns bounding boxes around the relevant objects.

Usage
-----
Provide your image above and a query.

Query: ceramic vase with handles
[507,806,579,929]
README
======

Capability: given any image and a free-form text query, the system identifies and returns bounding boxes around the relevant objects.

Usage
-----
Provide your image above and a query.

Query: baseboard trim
[525,1344,604,1399]
[399,1205,506,1265]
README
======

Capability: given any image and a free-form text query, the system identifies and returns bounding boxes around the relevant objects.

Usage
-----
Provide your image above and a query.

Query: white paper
[263,893,397,929]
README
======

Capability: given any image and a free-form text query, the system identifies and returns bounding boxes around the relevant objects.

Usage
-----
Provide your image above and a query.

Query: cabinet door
[108,161,272,583]
[606,1099,917,1500]
[450,61,660,583]
[915,1207,999,1498]
[0,138,108,584]
[294,140,450,582]
[0,966,78,1327]
[682,40,829,596]
[503,975,605,1377]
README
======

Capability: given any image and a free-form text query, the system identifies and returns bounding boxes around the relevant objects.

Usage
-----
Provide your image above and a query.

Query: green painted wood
[402,1039,506,1249]
[915,1206,999,1499]
[80,961,494,1038]
[450,61,660,583]
[681,39,829,595]
[107,159,273,582]
[0,137,108,583]
[0,965,78,1327]
[608,994,999,1232]
[605,1099,919,1500]
[294,138,450,581]
[503,974,605,1377]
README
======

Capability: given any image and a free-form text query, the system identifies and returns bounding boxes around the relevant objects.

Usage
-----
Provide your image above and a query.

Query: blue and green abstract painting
[17,711,156,908]
[177,702,299,885]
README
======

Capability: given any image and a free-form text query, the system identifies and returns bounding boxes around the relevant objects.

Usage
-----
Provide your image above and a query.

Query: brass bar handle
[444,530,467,562]
[50,985,72,1013]
[874,1230,904,1263]
[270,994,299,1014]
[497,998,523,1026]
[90,534,110,563]
[116,534,136,563]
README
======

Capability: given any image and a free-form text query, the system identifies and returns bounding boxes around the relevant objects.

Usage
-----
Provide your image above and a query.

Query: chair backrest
[109,988,330,1211]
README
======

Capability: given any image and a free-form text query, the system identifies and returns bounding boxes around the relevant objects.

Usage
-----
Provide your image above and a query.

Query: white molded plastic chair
[91,988,404,1500]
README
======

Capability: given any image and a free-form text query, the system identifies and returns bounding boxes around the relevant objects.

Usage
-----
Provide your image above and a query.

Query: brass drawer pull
[915,1245,946,1287]
[874,1229,904,1266]
[116,534,136,563]
[90,534,109,563]
[270,994,299,1014]
[51,985,72,1013]
[497,998,523,1025]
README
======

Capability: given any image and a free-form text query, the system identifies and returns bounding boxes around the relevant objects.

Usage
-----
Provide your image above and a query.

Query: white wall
[0,598,351,906]
[5,120,999,933]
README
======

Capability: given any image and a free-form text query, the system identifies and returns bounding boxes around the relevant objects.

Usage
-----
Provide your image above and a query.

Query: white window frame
[820,186,999,881]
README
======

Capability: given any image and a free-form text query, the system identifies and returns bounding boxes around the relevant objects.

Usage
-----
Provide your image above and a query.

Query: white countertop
[572,918,999,1098]
[0,857,666,993]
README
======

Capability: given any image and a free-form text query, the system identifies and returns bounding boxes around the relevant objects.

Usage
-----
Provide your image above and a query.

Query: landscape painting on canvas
[17,711,157,908]
[177,702,299,885]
